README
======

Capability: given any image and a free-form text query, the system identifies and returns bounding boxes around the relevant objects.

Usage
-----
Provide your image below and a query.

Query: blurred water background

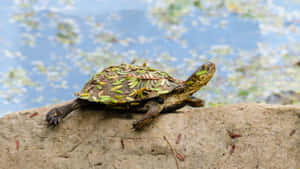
[0,0,299,116]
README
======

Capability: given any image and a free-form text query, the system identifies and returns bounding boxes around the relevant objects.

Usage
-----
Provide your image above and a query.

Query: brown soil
[0,102,299,169]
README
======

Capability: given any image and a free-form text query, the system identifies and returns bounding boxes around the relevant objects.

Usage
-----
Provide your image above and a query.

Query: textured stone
[0,102,299,169]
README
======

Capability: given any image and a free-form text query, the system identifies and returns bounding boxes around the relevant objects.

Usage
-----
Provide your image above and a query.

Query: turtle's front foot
[132,101,163,130]
[45,101,75,127]
[132,118,153,130]
[46,108,64,127]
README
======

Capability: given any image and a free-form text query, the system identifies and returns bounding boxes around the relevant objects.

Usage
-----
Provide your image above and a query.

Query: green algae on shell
[75,63,183,104]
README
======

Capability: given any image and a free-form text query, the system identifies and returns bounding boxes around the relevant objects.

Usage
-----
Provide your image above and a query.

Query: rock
[294,60,300,67]
[0,102,299,169]
[266,90,300,105]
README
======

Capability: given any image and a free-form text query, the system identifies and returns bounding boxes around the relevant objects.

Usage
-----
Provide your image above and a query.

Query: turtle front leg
[46,99,83,127]
[133,101,163,130]
[46,104,73,127]
[185,96,205,107]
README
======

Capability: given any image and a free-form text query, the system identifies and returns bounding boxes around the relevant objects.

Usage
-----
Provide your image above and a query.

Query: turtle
[46,62,215,130]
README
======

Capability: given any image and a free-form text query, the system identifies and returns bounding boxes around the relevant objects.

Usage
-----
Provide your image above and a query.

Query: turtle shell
[75,64,183,104]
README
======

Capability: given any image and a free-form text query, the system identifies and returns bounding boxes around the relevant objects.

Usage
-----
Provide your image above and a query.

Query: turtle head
[184,62,215,94]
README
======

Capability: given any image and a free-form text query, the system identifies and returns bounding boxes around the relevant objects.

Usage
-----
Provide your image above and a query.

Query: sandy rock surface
[0,102,299,169]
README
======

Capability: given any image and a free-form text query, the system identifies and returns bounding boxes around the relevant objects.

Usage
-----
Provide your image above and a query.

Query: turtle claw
[45,102,74,127]
[132,101,163,130]
[46,108,63,127]
[132,120,144,130]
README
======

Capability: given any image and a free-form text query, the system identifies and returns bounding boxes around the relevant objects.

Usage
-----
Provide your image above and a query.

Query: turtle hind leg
[185,96,205,107]
[133,101,163,130]
[46,99,82,127]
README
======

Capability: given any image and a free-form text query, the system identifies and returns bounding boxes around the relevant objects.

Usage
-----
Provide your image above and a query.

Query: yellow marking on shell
[115,95,126,103]
[129,79,138,88]
[98,90,104,97]
[111,67,120,72]
[113,90,123,94]
[79,96,89,99]
[136,87,147,98]
[105,75,114,79]
[147,67,157,71]
[118,100,127,104]
[110,98,118,103]
[130,65,136,69]
[110,85,123,91]
[96,85,102,90]
[130,102,139,106]
[126,96,135,101]
[80,93,89,97]
[129,89,137,97]
[112,80,122,85]
[99,95,111,103]
[113,106,125,109]
[115,95,123,100]
[118,72,129,75]
[92,96,98,102]
[95,72,103,76]
[157,90,169,95]
[99,81,107,85]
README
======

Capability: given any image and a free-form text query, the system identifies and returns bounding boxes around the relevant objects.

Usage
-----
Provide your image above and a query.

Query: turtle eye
[199,75,209,83]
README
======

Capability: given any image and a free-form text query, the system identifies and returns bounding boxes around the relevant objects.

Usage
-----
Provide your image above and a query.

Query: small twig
[88,155,95,169]
[163,136,180,169]
[289,129,296,136]
[176,152,184,161]
[227,130,242,139]
[30,112,38,118]
[230,144,236,155]
[176,133,182,144]
[16,140,20,151]
[120,138,125,149]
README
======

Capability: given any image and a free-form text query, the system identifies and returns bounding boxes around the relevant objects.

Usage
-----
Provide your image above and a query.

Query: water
[0,0,299,116]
